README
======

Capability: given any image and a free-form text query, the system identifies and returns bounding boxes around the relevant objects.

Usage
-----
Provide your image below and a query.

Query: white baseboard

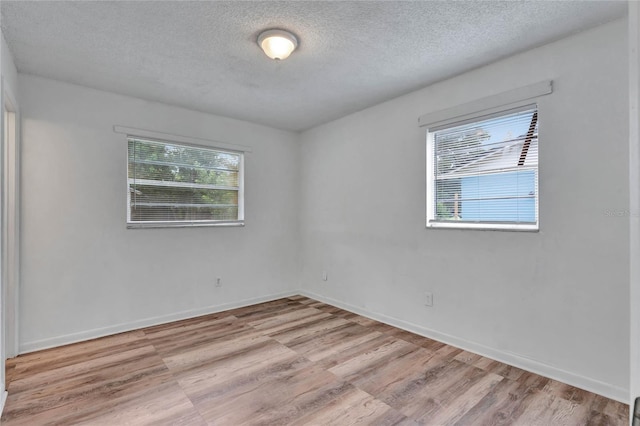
[299,289,629,404]
[19,291,298,354]
[0,390,7,417]
[17,289,629,404]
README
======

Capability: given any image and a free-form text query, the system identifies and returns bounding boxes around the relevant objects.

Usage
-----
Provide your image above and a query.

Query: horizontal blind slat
[128,138,242,224]
[431,107,538,226]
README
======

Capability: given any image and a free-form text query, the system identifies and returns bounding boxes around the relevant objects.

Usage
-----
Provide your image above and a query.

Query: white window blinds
[428,106,538,229]
[127,138,244,227]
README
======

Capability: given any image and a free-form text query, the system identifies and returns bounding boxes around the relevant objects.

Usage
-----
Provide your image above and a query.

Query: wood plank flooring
[1,296,629,425]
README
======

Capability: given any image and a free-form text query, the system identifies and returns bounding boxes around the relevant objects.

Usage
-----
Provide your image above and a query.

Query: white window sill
[427,221,538,232]
[127,220,245,229]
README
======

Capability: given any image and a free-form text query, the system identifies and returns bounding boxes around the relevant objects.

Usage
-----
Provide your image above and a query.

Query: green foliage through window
[127,138,243,224]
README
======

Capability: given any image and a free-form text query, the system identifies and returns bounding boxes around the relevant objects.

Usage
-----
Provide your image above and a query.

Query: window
[127,138,244,228]
[426,106,539,230]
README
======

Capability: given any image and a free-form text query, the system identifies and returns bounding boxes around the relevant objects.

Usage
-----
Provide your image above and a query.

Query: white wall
[2,32,20,361]
[1,29,20,412]
[2,34,18,98]
[18,75,300,352]
[299,19,629,401]
[630,0,640,410]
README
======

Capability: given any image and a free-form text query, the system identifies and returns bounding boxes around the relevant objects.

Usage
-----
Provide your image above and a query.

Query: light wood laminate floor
[1,296,629,425]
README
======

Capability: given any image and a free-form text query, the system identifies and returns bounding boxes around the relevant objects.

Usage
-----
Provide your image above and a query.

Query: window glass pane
[429,107,538,228]
[128,138,243,225]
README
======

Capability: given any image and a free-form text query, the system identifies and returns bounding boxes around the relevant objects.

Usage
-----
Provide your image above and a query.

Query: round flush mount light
[257,29,298,60]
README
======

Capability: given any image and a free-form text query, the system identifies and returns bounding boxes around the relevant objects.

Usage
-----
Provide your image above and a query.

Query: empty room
[0,0,639,424]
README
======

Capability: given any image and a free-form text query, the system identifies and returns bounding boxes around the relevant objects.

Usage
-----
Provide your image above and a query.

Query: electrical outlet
[215,277,222,287]
[322,271,328,281]
[425,291,433,307]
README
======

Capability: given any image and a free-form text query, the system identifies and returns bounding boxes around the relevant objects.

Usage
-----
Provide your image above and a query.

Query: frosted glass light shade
[258,29,298,60]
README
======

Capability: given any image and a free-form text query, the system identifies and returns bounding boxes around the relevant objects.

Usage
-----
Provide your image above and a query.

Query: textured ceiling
[0,1,627,132]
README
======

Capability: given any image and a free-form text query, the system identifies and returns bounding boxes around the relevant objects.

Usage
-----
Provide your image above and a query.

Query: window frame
[420,81,552,231]
[116,126,250,229]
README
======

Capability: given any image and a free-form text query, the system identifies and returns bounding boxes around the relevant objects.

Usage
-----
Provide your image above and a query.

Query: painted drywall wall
[630,1,640,409]
[2,31,21,361]
[299,19,629,401]
[2,33,18,97]
[1,30,21,415]
[18,75,300,352]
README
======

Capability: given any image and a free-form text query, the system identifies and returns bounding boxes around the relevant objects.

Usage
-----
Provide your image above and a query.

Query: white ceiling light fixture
[257,29,298,60]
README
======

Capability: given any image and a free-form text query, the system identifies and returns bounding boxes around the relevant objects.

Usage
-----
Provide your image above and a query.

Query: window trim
[114,126,252,154]
[116,126,250,229]
[418,80,552,129]
[421,82,552,231]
